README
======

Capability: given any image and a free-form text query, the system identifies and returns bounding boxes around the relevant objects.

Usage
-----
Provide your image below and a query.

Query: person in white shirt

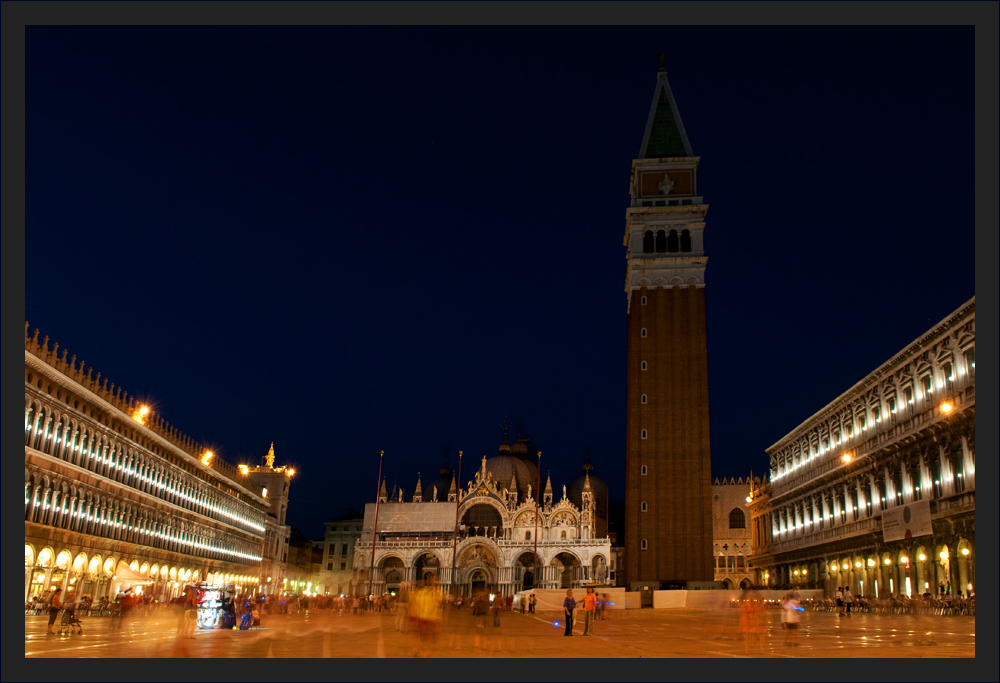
[844,587,854,617]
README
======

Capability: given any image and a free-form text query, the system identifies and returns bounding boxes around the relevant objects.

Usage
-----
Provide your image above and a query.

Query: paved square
[24,607,974,658]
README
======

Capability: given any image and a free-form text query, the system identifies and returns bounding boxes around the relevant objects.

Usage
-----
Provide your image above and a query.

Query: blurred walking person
[413,576,443,658]
[395,583,410,632]
[781,593,802,647]
[472,591,489,649]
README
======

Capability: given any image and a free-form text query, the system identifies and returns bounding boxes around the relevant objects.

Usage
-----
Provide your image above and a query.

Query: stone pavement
[24,607,974,658]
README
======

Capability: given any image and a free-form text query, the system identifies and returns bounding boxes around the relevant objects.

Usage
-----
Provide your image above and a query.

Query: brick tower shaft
[622,62,714,588]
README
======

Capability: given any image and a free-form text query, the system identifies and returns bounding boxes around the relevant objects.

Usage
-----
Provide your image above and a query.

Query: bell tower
[623,59,714,589]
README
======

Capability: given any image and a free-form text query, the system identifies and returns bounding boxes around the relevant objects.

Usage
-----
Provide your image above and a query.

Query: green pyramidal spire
[638,64,693,159]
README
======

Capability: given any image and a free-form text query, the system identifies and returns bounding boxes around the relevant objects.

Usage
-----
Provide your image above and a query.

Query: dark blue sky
[26,26,974,540]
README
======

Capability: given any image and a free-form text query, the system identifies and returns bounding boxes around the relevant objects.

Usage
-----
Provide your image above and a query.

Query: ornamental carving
[658,173,675,195]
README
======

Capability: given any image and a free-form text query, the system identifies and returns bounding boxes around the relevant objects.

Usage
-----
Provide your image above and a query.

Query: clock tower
[623,61,714,589]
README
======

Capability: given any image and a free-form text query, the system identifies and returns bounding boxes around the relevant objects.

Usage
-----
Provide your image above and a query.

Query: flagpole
[450,451,463,598]
[534,450,541,592]
[367,450,384,600]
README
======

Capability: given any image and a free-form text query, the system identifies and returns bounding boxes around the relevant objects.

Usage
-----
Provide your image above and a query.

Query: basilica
[351,434,613,598]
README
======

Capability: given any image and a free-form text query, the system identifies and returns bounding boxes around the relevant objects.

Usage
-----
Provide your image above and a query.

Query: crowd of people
[817,586,975,616]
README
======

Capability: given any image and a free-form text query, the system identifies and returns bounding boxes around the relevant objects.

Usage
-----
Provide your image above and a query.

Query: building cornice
[25,350,267,506]
[766,297,975,455]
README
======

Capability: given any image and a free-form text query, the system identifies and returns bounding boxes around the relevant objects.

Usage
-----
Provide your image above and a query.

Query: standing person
[844,587,853,617]
[492,593,503,627]
[563,589,577,636]
[836,587,845,617]
[520,595,526,614]
[529,594,536,614]
[582,587,597,635]
[46,588,63,635]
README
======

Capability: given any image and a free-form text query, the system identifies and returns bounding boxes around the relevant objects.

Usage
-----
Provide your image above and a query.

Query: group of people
[561,587,605,636]
[834,586,854,616]
[818,589,975,615]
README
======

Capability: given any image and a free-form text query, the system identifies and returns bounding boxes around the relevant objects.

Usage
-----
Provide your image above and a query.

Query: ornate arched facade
[353,454,612,597]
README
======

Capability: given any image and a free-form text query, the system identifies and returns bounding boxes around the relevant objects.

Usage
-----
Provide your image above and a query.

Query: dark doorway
[470,570,487,594]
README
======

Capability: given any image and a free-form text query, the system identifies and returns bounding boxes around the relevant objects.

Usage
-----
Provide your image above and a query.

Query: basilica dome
[425,463,454,502]
[484,437,537,500]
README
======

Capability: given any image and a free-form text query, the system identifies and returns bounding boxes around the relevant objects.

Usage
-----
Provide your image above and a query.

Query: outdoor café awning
[115,561,153,584]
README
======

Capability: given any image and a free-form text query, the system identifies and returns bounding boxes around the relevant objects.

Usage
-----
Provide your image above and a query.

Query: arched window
[655,230,667,253]
[640,296,647,305]
[963,346,975,378]
[643,231,654,253]
[641,501,648,512]
[641,361,647,371]
[641,539,648,550]
[641,394,647,404]
[641,328,647,338]
[525,531,531,541]
[680,229,691,252]
[641,465,647,476]
[949,442,966,493]
[561,530,567,540]
[641,429,647,440]
[667,229,679,252]
[729,508,746,529]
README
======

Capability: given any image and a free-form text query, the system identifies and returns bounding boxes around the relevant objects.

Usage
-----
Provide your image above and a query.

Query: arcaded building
[24,323,290,603]
[624,61,714,589]
[747,298,975,598]
[352,434,612,598]
[712,476,757,590]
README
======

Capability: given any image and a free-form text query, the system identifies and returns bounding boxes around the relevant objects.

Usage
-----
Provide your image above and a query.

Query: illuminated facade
[624,60,714,589]
[711,476,757,590]
[353,435,613,597]
[24,323,284,603]
[747,298,976,598]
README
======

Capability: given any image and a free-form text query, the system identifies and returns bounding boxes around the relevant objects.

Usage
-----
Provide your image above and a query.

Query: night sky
[26,26,974,540]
